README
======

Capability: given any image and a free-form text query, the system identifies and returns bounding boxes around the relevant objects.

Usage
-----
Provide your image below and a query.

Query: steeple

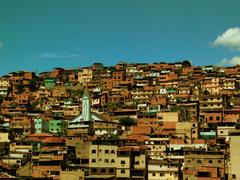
[82,87,90,99]
[69,87,101,126]
[81,88,91,121]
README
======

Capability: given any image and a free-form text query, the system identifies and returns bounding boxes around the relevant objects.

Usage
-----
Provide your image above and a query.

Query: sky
[0,0,240,75]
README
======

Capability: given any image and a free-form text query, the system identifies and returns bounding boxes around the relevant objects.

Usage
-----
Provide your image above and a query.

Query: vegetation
[119,116,136,126]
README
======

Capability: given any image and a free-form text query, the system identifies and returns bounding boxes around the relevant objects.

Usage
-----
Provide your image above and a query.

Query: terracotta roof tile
[132,126,152,135]
[0,161,11,170]
[44,137,66,143]
[28,133,53,137]
[126,134,149,142]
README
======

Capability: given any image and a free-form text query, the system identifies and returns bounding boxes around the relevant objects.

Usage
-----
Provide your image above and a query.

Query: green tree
[15,83,25,93]
[0,95,4,103]
[119,116,136,126]
[182,60,192,68]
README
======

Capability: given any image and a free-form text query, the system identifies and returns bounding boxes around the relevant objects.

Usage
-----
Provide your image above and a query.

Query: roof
[85,175,115,179]
[22,137,43,142]
[0,161,11,170]
[170,138,185,144]
[126,134,149,142]
[0,173,16,179]
[44,137,66,143]
[118,146,147,152]
[28,133,53,138]
[132,126,152,135]
[82,88,90,98]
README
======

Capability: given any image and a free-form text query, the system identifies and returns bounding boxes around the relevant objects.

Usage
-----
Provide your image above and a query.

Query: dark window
[198,171,210,177]
[209,117,213,121]
[109,168,114,173]
[111,159,115,163]
[209,160,213,164]
[92,159,96,163]
[92,168,97,173]
[50,171,60,175]
[101,168,106,173]
[197,160,202,164]
[218,160,222,163]
[121,160,125,164]
[105,150,109,154]
[92,149,96,154]
[121,169,125,174]
[111,150,115,154]
[216,116,220,121]
[104,159,109,163]
[152,173,156,176]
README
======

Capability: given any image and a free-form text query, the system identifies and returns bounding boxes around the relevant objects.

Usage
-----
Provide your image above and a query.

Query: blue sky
[0,0,240,75]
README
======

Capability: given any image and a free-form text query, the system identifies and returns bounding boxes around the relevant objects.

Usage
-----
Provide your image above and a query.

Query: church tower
[68,87,100,127]
[82,88,91,121]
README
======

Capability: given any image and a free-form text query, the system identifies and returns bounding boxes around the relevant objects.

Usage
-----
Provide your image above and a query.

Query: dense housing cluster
[1,61,240,179]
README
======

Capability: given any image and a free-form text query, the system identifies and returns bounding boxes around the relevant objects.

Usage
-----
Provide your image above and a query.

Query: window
[135,161,139,165]
[101,168,106,173]
[111,159,115,163]
[92,168,97,173]
[216,116,220,121]
[105,150,109,154]
[121,169,125,174]
[209,117,213,121]
[104,159,109,163]
[92,149,96,154]
[50,171,60,175]
[220,131,223,134]
[209,160,213,164]
[121,160,125,165]
[109,168,114,173]
[92,159,96,163]
[192,130,196,134]
[152,173,156,176]
[111,150,115,154]
[218,160,221,163]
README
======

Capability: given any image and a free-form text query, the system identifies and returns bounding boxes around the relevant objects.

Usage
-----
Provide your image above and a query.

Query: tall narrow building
[68,88,100,128]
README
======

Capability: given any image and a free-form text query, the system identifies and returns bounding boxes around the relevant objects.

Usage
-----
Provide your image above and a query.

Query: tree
[182,60,192,68]
[203,89,210,95]
[0,95,4,103]
[15,83,25,93]
[119,116,136,126]
[29,79,39,91]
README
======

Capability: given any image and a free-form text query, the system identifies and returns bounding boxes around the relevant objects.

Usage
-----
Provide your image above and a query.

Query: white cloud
[40,53,81,59]
[212,27,240,51]
[220,56,240,66]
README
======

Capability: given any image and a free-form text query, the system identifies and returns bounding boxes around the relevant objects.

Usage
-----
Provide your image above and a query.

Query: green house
[48,120,67,134]
[44,77,56,89]
[200,130,216,139]
[34,118,48,133]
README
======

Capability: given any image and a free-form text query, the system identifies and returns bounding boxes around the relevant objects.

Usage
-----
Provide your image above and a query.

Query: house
[116,146,148,180]
[183,151,225,179]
